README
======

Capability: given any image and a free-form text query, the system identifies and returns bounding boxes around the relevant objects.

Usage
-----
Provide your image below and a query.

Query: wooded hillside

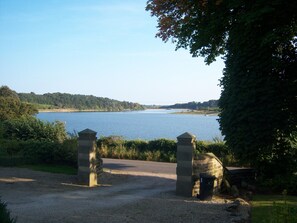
[161,100,218,110]
[18,92,144,111]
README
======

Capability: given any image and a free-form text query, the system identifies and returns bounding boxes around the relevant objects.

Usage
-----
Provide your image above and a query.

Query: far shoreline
[38,108,219,116]
[38,109,141,113]
[172,110,219,116]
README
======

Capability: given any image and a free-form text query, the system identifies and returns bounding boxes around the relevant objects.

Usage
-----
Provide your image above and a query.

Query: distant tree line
[18,92,144,111]
[161,100,218,110]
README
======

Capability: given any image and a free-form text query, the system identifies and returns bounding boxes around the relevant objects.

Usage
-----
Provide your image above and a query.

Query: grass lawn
[21,164,77,175]
[251,193,297,223]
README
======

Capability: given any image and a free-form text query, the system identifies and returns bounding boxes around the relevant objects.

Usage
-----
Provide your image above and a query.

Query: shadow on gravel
[0,167,250,223]
[102,163,136,171]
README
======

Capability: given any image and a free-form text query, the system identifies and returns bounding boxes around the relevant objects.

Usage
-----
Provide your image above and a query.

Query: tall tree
[0,86,37,121]
[146,0,297,176]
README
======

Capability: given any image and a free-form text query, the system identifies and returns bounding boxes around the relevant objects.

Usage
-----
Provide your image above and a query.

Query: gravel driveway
[0,167,249,223]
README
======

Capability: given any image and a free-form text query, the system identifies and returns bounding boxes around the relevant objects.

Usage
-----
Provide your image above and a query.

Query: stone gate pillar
[78,128,97,187]
[176,132,196,197]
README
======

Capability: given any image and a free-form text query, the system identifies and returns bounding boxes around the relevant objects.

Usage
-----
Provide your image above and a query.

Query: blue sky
[0,0,224,105]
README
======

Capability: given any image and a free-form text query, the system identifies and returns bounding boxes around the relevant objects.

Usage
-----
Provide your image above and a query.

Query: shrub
[195,140,208,155]
[148,139,176,162]
[60,138,78,166]
[257,174,297,195]
[0,139,24,166]
[124,140,148,151]
[0,137,77,167]
[96,136,238,164]
[97,136,177,162]
[97,136,124,148]
[148,138,176,153]
[2,116,67,142]
[195,140,236,166]
[98,145,109,158]
[143,150,161,161]
[0,121,4,138]
[21,139,77,166]
[0,198,17,223]
[0,139,22,156]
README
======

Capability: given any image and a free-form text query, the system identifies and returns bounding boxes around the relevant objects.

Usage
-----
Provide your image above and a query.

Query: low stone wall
[193,153,224,196]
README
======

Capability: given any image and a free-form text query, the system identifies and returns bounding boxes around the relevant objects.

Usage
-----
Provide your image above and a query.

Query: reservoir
[37,109,222,141]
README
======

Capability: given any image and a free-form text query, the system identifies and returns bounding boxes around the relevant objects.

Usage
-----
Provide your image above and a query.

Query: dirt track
[0,167,249,223]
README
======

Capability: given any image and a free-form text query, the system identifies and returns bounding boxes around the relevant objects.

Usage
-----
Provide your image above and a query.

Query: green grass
[252,193,297,223]
[21,164,77,175]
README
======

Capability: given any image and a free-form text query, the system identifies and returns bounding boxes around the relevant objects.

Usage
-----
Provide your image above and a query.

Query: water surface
[37,109,222,141]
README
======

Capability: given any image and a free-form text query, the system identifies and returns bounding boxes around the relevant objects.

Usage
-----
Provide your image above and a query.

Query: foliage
[18,92,144,111]
[0,198,17,223]
[0,86,19,98]
[97,136,177,162]
[195,140,236,166]
[20,139,77,166]
[0,138,77,167]
[146,0,297,180]
[2,116,67,142]
[0,139,24,166]
[219,3,297,176]
[97,136,231,164]
[146,0,232,64]
[148,138,176,162]
[252,191,297,223]
[0,86,37,121]
[257,174,297,195]
[0,139,21,156]
[124,139,149,152]
[161,100,218,110]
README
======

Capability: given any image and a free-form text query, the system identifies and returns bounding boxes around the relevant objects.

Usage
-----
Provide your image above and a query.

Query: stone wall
[193,153,224,196]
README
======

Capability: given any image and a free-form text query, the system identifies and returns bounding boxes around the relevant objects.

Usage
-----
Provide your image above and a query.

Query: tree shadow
[102,163,136,171]
[0,167,250,223]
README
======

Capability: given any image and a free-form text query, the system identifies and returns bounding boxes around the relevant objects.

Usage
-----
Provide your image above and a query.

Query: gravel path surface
[0,167,249,223]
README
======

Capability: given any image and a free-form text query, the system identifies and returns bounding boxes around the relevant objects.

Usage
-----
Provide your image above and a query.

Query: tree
[17,92,145,111]
[0,86,37,121]
[146,0,297,177]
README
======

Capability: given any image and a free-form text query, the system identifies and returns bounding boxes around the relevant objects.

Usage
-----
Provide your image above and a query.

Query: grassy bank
[252,193,297,223]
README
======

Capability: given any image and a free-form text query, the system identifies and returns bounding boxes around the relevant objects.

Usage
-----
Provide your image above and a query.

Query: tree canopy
[146,0,297,177]
[0,86,38,121]
[18,92,144,111]
[161,99,218,110]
